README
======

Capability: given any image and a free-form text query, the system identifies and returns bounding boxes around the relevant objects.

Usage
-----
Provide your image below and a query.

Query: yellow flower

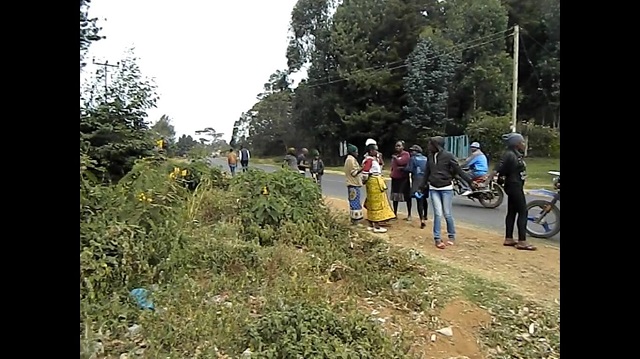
[169,172,176,180]
[137,192,147,202]
[173,167,181,174]
[181,169,188,177]
[146,197,153,203]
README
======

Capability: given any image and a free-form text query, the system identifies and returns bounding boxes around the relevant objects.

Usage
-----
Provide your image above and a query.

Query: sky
[82,0,306,141]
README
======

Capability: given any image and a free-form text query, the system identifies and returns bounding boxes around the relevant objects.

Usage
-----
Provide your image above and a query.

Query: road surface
[209,158,560,243]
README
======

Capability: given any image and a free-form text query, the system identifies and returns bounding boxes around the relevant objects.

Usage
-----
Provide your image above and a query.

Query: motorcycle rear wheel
[526,199,560,239]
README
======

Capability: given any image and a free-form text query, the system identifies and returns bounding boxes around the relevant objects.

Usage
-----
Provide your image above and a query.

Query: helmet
[470,142,481,149]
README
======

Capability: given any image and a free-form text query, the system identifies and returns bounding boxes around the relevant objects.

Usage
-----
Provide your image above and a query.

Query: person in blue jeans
[420,136,476,249]
[405,144,429,229]
[458,141,489,196]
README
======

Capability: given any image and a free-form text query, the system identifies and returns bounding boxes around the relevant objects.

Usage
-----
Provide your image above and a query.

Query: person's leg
[404,179,412,219]
[441,189,456,244]
[513,188,536,250]
[317,174,322,188]
[459,170,474,196]
[504,187,517,245]
[229,165,236,176]
[430,190,444,247]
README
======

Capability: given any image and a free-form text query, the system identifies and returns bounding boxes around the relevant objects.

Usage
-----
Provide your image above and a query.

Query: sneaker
[435,242,446,249]
[367,227,374,231]
[404,216,412,222]
[461,190,473,196]
[373,227,388,233]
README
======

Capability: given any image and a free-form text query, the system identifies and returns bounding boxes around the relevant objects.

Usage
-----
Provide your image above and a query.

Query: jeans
[229,164,237,176]
[429,189,455,242]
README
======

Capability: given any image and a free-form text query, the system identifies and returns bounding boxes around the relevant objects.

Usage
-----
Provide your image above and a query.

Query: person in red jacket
[390,140,412,220]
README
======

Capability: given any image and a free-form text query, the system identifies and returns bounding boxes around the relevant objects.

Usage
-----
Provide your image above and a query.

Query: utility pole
[511,25,520,133]
[92,59,119,92]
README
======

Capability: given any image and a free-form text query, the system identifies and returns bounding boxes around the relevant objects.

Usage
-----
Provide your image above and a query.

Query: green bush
[519,122,560,157]
[245,304,407,358]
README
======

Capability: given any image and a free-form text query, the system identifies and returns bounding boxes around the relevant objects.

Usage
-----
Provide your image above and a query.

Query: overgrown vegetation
[80,159,559,358]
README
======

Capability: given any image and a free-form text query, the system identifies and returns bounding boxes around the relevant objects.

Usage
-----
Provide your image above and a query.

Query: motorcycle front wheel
[478,183,505,209]
[526,199,560,239]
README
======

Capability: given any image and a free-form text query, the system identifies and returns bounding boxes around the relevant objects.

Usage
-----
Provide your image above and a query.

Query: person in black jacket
[487,133,536,251]
[421,136,476,249]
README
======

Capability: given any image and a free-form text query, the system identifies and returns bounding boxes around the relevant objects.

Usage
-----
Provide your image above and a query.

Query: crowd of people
[343,134,536,251]
[226,133,536,251]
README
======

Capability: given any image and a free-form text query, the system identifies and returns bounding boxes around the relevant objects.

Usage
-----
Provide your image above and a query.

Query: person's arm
[450,157,473,184]
[362,158,373,174]
[487,152,513,182]
[404,157,415,173]
[461,153,477,168]
[347,157,362,177]
[247,150,251,160]
[396,151,410,168]
[418,157,431,190]
[318,159,325,174]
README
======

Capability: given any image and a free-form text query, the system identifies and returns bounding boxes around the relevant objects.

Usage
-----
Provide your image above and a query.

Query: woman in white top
[361,141,396,232]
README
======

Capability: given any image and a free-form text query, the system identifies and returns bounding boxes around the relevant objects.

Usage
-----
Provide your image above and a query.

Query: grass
[80,159,559,358]
[253,156,560,189]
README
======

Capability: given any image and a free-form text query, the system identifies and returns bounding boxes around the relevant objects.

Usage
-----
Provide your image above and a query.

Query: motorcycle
[526,170,560,239]
[452,168,505,209]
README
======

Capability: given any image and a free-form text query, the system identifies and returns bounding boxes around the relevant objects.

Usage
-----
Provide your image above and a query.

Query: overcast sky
[82,0,305,141]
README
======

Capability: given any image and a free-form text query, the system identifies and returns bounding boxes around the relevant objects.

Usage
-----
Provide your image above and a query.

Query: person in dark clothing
[420,136,476,249]
[297,148,309,176]
[487,133,536,251]
[405,144,429,229]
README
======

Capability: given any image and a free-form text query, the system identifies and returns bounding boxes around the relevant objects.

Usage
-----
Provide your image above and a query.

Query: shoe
[461,190,473,196]
[373,227,388,233]
[367,227,374,231]
[404,216,412,222]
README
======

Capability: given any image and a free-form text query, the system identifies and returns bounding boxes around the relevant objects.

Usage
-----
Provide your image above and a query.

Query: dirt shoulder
[325,197,560,307]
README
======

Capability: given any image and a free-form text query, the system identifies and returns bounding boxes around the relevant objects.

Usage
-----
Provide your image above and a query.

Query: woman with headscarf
[487,133,536,251]
[362,141,396,233]
[343,144,364,224]
[405,144,429,229]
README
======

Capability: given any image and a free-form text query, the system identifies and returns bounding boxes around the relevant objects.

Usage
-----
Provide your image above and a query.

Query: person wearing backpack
[238,145,251,172]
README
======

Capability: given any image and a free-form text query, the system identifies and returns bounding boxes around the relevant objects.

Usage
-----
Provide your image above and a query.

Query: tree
[175,134,198,156]
[403,33,457,137]
[80,0,104,69]
[80,48,159,182]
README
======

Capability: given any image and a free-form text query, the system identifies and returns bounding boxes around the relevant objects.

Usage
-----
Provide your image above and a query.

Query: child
[309,149,325,187]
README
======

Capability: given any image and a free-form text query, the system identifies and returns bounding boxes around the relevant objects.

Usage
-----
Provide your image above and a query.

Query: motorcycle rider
[458,142,489,196]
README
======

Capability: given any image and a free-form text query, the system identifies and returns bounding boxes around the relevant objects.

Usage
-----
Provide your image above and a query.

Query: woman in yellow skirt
[362,141,396,233]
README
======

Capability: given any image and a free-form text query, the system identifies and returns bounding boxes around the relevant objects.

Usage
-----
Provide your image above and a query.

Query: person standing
[362,142,396,233]
[238,145,250,172]
[405,145,429,229]
[297,148,309,176]
[227,148,238,176]
[309,149,325,187]
[487,133,536,251]
[421,136,475,249]
[390,141,412,220]
[343,144,364,225]
[283,147,298,171]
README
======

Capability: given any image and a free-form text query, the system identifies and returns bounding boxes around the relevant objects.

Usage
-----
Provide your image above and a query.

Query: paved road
[210,158,560,243]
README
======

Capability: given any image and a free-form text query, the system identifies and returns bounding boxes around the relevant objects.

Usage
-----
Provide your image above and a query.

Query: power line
[520,28,557,58]
[304,28,513,89]
[92,59,119,92]
[519,34,555,109]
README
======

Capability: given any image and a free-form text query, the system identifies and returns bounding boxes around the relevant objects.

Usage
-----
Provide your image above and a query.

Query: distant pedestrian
[344,144,364,225]
[227,148,238,176]
[405,144,429,229]
[283,147,298,171]
[362,141,396,233]
[297,148,309,176]
[309,149,325,187]
[487,133,536,251]
[421,136,476,249]
[238,145,250,172]
[390,140,412,220]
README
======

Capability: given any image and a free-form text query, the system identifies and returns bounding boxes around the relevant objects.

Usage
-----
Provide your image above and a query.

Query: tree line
[230,0,560,164]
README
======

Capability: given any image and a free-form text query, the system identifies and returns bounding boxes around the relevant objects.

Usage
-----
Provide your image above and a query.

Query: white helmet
[365,138,377,146]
